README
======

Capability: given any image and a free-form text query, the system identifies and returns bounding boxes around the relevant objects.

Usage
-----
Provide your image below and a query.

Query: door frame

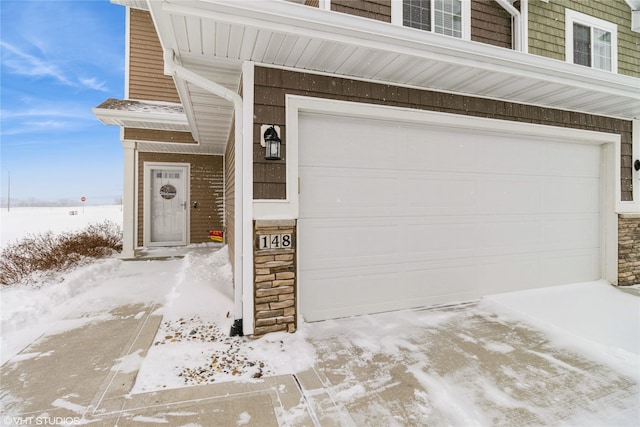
[143,162,190,247]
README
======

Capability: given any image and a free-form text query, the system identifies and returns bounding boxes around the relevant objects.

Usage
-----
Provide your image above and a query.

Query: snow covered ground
[0,205,123,249]
[1,206,639,425]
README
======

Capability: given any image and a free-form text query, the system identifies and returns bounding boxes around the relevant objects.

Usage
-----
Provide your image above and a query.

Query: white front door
[144,163,189,246]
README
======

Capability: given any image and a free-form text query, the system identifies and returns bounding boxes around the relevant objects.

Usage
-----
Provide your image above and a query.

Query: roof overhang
[93,98,190,132]
[146,0,639,148]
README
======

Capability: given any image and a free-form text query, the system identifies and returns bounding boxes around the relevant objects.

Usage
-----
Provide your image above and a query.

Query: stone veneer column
[619,215,640,286]
[253,220,297,335]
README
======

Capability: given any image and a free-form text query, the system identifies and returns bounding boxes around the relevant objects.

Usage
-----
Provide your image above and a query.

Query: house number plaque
[258,234,292,250]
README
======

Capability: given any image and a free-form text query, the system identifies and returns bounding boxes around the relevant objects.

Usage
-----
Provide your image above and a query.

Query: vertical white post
[121,140,137,258]
[633,119,639,207]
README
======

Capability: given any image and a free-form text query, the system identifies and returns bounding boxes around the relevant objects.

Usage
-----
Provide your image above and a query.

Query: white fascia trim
[91,107,189,129]
[163,0,637,101]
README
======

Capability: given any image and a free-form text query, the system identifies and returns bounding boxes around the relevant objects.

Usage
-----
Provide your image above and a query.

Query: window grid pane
[593,28,612,71]
[403,0,431,31]
[434,0,462,38]
[573,23,591,67]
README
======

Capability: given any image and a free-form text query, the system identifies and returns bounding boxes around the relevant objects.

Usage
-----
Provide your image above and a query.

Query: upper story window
[566,10,618,72]
[392,0,471,39]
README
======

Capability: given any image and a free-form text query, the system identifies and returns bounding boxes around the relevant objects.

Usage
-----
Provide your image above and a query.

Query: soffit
[148,0,639,146]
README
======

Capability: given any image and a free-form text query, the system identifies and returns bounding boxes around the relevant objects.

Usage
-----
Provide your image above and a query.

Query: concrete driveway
[301,302,639,426]
[1,299,638,426]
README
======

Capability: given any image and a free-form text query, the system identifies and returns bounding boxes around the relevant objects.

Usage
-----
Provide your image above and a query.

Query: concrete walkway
[1,301,638,426]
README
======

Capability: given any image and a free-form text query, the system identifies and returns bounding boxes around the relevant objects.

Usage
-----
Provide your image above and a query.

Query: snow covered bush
[0,220,122,286]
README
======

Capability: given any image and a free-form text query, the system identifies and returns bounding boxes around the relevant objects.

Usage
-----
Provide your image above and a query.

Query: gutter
[164,49,245,336]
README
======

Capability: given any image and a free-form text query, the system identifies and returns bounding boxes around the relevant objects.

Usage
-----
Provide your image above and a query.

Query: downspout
[164,49,245,336]
[494,0,523,52]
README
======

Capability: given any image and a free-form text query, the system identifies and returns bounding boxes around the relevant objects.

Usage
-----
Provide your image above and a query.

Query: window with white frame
[396,0,470,39]
[566,9,617,72]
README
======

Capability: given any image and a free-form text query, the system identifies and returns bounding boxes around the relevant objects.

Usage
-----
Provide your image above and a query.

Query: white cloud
[79,77,109,92]
[0,41,73,86]
[1,41,114,94]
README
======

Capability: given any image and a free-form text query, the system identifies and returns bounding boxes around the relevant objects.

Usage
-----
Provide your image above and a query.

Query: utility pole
[7,171,10,212]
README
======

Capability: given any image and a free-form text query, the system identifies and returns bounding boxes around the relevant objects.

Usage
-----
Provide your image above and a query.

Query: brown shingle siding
[471,0,512,49]
[331,0,391,22]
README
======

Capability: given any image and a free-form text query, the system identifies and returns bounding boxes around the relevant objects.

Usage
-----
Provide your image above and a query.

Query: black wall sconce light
[261,125,282,160]
[635,159,640,172]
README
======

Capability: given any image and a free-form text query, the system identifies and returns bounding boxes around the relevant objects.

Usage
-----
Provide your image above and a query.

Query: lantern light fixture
[262,125,282,160]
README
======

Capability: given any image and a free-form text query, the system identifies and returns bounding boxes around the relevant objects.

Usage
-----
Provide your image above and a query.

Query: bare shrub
[0,221,122,286]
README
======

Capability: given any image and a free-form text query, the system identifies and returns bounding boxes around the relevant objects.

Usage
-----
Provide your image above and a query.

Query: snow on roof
[95,98,185,116]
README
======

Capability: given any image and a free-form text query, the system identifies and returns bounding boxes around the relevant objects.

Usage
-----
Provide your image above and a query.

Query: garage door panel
[539,249,600,285]
[301,263,479,321]
[543,143,602,177]
[477,178,542,213]
[298,112,602,322]
[405,176,477,211]
[299,114,402,170]
[301,172,399,215]
[406,222,477,253]
[301,269,401,321]
[404,133,478,172]
[542,178,600,213]
[475,138,548,176]
[300,218,402,270]
[541,215,600,250]
[476,256,542,293]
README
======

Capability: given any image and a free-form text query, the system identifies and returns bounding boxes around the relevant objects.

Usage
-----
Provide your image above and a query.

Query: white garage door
[298,111,602,322]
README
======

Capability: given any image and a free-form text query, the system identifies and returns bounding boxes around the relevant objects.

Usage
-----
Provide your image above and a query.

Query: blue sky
[1,0,125,205]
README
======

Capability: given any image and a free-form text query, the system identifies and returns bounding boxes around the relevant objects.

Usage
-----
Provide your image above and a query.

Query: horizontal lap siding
[471,0,512,49]
[253,66,632,201]
[137,153,224,247]
[528,0,640,78]
[129,9,180,102]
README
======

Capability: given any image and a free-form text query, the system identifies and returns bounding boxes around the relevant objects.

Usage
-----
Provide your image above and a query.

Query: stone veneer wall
[619,216,640,286]
[253,220,297,335]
